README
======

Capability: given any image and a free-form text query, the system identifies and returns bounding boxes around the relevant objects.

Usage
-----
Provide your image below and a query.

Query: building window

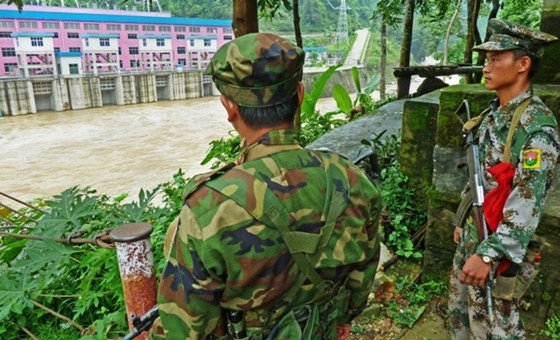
[69,63,79,75]
[178,59,185,65]
[0,32,11,38]
[174,26,186,32]
[84,23,99,30]
[31,37,44,47]
[224,35,232,40]
[118,47,122,55]
[189,27,200,33]
[143,39,147,47]
[2,48,16,57]
[142,25,155,32]
[0,21,14,28]
[20,21,38,29]
[69,47,81,52]
[54,47,60,52]
[68,32,79,39]
[53,32,59,38]
[125,24,138,31]
[223,27,233,33]
[119,60,123,68]
[130,59,140,68]
[176,34,185,40]
[156,38,165,47]
[159,25,171,32]
[100,38,110,47]
[42,22,59,29]
[204,39,211,47]
[177,47,185,54]
[189,39,195,47]
[85,38,89,47]
[129,47,139,55]
[4,63,17,72]
[207,27,217,33]
[107,24,121,31]
[128,34,137,39]
[64,22,80,29]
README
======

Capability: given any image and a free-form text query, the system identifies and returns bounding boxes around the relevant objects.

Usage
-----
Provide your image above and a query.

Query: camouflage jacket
[154,129,381,339]
[474,89,560,263]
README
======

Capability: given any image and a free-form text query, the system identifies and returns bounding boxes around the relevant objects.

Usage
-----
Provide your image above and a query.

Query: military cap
[473,19,558,58]
[206,33,304,108]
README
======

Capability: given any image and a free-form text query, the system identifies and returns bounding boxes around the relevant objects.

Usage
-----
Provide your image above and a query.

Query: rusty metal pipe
[110,223,157,340]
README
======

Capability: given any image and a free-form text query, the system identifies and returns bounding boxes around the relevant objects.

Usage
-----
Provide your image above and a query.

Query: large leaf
[351,67,362,93]
[332,84,353,114]
[363,73,381,95]
[301,65,340,116]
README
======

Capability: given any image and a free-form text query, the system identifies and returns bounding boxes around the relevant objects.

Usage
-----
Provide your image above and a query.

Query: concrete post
[110,223,157,340]
[535,0,560,84]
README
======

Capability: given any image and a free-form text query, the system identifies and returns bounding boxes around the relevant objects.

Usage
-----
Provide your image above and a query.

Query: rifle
[455,99,495,323]
[122,305,159,340]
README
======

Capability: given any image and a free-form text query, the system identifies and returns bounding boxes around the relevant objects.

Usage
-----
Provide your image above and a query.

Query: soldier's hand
[460,254,491,287]
[453,227,462,244]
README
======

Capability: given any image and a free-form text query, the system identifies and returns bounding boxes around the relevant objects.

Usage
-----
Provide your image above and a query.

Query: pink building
[0,4,232,77]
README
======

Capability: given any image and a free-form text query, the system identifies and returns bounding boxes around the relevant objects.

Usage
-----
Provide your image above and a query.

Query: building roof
[185,35,218,40]
[138,34,172,39]
[304,46,327,52]
[0,8,232,27]
[81,33,120,38]
[11,32,55,37]
[55,51,83,57]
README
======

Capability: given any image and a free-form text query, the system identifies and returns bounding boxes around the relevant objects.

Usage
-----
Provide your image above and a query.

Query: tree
[444,0,462,65]
[233,0,259,36]
[397,0,416,98]
[372,0,402,100]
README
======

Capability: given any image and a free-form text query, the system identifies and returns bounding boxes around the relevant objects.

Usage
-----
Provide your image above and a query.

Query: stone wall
[421,84,560,331]
[535,0,560,84]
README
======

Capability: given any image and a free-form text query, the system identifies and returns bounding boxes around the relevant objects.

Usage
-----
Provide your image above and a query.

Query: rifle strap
[503,98,531,164]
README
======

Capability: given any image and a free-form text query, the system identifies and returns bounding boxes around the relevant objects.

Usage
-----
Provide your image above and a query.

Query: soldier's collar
[236,129,301,163]
[495,88,533,117]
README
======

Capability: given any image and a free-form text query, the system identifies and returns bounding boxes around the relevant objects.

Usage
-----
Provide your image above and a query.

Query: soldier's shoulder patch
[522,149,541,169]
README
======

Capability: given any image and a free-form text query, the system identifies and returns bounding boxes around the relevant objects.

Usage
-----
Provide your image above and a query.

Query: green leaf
[363,73,381,95]
[332,84,353,114]
[351,67,362,93]
[302,65,340,116]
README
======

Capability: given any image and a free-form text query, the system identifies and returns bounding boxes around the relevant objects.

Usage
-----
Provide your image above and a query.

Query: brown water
[0,96,338,205]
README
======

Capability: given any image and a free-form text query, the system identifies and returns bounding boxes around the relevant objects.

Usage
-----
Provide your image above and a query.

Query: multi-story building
[0,4,232,77]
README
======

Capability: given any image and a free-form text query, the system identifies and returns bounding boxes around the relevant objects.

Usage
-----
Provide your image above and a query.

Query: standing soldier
[448,19,560,339]
[152,33,381,339]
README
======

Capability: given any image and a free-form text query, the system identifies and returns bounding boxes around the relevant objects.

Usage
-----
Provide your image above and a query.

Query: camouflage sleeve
[477,128,559,263]
[156,205,226,340]
[339,173,382,324]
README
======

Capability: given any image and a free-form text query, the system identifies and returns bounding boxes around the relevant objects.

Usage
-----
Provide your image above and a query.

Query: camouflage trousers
[447,226,525,340]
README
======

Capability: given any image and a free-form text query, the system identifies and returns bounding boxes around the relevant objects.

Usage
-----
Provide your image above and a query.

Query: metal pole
[110,223,157,340]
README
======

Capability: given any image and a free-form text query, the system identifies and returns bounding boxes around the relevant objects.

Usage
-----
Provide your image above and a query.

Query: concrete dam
[0,71,213,116]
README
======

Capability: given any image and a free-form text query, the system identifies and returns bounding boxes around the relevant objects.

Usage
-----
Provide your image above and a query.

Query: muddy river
[0,96,337,205]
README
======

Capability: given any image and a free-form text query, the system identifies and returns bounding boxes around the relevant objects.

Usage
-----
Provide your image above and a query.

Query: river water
[0,96,338,205]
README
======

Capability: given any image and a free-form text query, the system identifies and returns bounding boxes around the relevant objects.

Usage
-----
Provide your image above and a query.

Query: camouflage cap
[473,19,558,58]
[205,33,304,108]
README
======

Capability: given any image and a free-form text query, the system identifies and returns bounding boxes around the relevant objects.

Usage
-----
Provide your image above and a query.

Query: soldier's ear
[517,55,532,75]
[220,95,239,122]
[297,82,304,106]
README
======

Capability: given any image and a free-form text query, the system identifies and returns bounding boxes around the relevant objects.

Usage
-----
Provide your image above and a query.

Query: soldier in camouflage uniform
[152,33,381,339]
[448,19,560,339]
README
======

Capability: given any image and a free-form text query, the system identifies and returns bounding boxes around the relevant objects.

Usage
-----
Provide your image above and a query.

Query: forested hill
[158,0,376,34]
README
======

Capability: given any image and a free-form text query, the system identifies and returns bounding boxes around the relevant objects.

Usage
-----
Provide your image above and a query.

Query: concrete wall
[302,66,368,98]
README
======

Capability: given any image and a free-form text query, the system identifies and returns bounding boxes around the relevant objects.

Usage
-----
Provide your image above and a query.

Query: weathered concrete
[535,0,560,84]
[400,94,440,190]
